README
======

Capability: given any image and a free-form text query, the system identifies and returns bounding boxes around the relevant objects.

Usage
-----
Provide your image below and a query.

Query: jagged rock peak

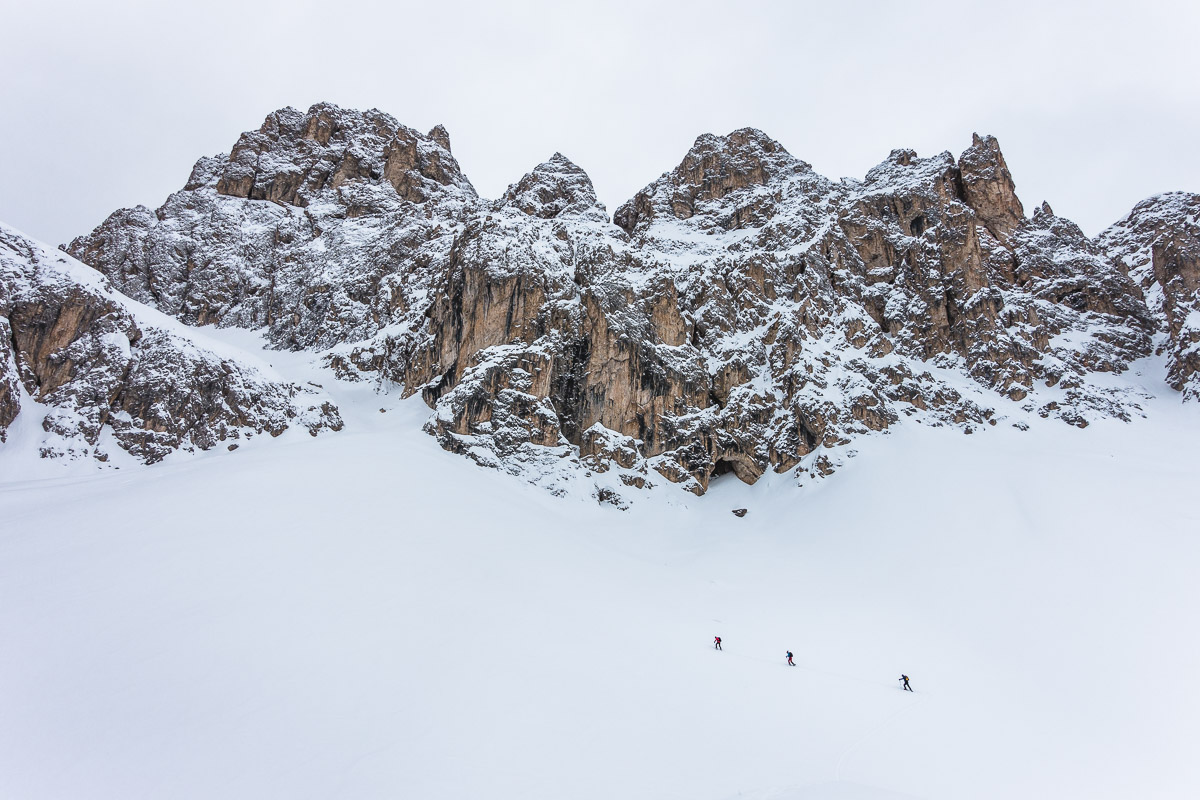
[427,124,452,152]
[883,148,919,168]
[863,147,957,187]
[1103,192,1200,242]
[1123,191,1200,223]
[957,133,1025,243]
[676,127,806,196]
[195,102,476,206]
[614,127,807,234]
[499,152,607,221]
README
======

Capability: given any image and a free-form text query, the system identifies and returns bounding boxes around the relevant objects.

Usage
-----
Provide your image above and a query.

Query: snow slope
[1,330,1198,800]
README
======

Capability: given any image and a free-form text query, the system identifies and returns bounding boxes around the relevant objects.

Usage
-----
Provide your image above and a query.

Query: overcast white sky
[3,0,1198,246]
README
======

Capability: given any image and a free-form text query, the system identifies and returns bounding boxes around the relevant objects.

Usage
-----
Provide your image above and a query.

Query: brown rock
[958,133,1025,243]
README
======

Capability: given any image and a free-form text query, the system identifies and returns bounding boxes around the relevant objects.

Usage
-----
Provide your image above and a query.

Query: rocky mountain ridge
[1,223,341,464]
[58,103,1200,495]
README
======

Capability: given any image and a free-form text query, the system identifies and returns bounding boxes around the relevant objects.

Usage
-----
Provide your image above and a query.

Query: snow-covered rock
[65,103,1197,492]
[0,223,341,463]
[66,103,476,352]
[499,152,608,222]
[1099,192,1200,400]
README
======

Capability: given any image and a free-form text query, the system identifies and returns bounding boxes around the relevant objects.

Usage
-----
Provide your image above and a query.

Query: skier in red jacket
[714,636,722,651]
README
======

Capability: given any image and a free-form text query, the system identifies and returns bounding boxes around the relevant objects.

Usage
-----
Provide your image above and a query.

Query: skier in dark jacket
[786,651,795,666]
[714,636,722,650]
[900,674,913,691]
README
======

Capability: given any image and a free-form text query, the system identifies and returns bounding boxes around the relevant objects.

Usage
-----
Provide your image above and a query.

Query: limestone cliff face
[1,224,341,462]
[65,104,1197,495]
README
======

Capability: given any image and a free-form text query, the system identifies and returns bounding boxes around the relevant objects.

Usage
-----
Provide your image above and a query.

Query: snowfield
[2,330,1198,800]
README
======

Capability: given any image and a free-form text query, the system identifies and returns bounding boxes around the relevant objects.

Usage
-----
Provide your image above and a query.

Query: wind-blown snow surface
[2,331,1198,800]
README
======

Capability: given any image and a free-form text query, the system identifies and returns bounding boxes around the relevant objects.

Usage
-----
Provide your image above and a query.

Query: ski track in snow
[2,328,1200,800]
